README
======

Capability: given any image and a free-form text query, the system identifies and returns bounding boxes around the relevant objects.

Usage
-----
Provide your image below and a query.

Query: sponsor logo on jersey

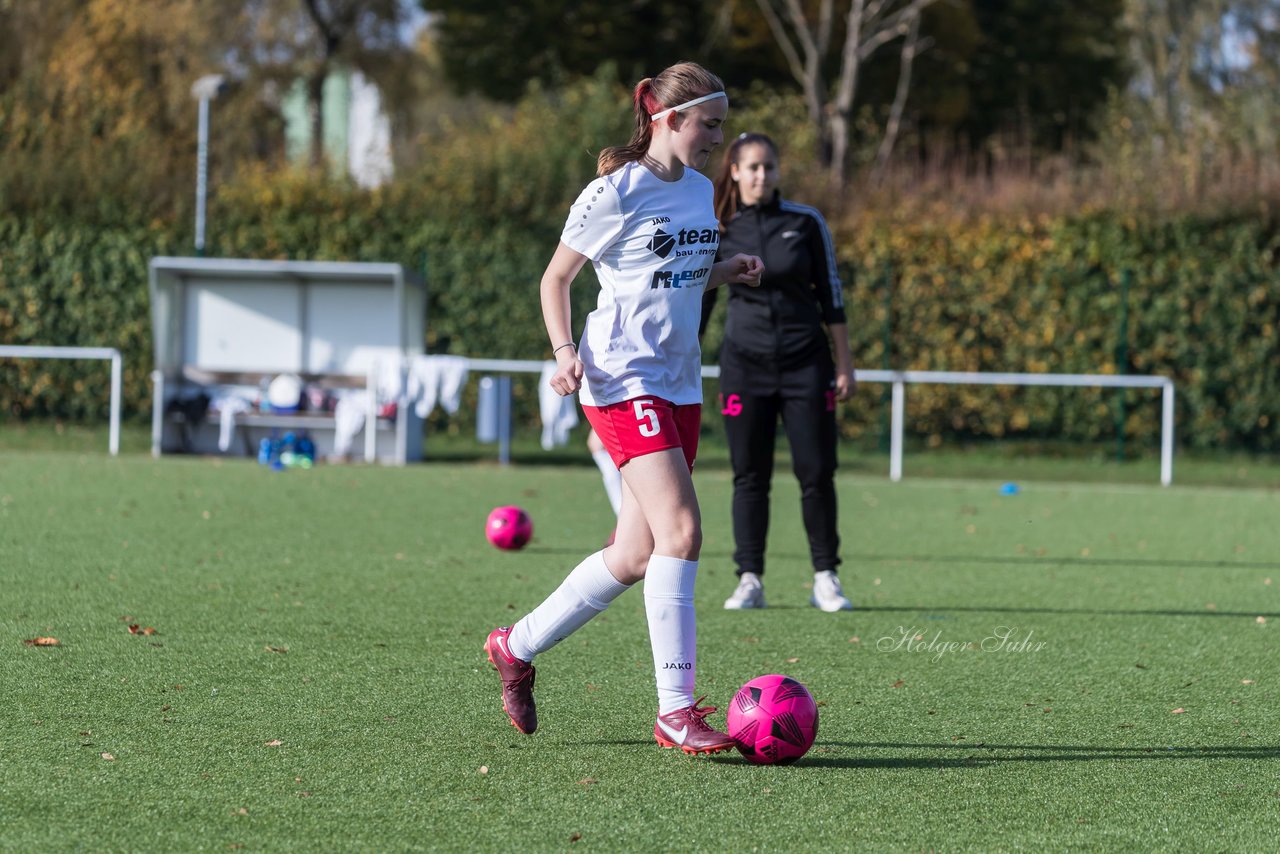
[648,226,719,260]
[650,267,710,289]
[648,229,676,258]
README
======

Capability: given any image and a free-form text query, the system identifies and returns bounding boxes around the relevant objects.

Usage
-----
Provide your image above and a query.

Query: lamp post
[192,74,227,256]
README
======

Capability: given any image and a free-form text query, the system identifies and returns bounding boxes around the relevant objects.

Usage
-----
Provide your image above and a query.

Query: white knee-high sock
[592,449,624,516]
[506,550,630,662]
[643,554,699,715]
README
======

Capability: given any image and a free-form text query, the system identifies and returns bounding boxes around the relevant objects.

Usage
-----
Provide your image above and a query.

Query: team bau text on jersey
[648,219,718,290]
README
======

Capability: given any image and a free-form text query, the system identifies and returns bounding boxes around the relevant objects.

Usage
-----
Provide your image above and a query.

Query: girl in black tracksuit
[701,133,857,612]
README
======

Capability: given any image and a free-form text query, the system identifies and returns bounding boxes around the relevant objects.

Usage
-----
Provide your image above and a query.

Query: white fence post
[890,379,905,483]
[151,370,165,458]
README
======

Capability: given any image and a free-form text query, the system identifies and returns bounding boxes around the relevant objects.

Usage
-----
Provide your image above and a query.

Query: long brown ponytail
[596,61,725,177]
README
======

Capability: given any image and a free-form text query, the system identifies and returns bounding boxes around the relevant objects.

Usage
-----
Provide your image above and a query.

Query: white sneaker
[811,570,853,612]
[724,572,765,609]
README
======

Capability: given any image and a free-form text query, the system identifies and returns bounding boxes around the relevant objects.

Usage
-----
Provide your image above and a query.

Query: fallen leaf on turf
[128,625,157,635]
[569,833,582,843]
[576,778,597,786]
[849,636,860,644]
[1257,616,1267,625]
[23,637,59,646]
[264,739,283,747]
[786,657,799,663]
[1242,679,1255,685]
[100,752,115,761]
[265,646,288,654]
[1172,708,1186,714]
[891,679,905,688]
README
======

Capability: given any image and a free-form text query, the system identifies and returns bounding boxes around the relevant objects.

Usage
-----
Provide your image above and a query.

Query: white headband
[650,91,727,122]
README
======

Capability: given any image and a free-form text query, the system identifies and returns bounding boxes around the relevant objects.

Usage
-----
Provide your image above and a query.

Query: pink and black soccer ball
[726,674,819,765]
[485,505,533,551]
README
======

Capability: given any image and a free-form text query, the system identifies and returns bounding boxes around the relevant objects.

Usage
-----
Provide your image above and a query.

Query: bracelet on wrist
[553,342,577,356]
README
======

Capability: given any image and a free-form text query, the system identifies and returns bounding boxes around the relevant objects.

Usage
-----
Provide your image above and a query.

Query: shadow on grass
[572,740,1279,767]
[788,741,1280,769]
[848,552,1280,572]
[858,603,1279,619]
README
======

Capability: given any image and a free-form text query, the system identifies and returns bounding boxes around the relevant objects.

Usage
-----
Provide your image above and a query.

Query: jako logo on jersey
[650,267,710,289]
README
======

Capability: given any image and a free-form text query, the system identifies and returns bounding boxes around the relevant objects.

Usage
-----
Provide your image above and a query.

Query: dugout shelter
[148,256,426,464]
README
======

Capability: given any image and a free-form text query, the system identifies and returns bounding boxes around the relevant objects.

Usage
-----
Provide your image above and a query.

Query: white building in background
[282,68,393,188]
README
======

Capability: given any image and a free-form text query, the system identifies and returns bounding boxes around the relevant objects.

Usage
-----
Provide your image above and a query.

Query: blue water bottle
[297,432,316,468]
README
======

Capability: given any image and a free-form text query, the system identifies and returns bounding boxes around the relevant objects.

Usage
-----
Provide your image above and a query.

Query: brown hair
[596,61,726,177]
[712,132,779,228]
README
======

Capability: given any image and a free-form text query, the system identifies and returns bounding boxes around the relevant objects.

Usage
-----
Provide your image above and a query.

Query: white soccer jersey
[561,161,720,407]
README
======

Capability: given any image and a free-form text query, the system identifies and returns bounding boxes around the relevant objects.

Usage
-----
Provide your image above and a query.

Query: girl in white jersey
[485,62,764,755]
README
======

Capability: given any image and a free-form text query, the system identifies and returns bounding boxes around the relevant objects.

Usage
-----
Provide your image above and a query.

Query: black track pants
[717,346,841,577]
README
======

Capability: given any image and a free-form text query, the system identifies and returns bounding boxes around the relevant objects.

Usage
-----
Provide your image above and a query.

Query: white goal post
[0,345,124,456]
[465,360,1176,486]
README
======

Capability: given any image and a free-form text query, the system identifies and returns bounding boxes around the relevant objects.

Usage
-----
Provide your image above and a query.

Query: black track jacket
[703,192,847,368]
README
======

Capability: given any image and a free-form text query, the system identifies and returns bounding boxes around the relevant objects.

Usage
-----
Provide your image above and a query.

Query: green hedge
[1,75,1277,450]
[822,210,1279,450]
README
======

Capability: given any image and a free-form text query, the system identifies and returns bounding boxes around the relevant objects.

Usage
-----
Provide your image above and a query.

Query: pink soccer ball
[485,505,533,551]
[726,674,819,765]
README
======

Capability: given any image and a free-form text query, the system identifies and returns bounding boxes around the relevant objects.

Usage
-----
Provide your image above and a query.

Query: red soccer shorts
[583,396,701,471]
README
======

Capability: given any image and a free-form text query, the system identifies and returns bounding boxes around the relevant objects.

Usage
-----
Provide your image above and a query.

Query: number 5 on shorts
[633,399,660,437]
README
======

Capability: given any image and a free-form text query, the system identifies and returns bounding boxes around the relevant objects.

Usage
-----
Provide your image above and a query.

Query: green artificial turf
[2,450,1277,852]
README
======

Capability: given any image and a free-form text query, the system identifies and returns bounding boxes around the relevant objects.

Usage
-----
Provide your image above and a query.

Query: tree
[746,0,948,184]
[0,0,263,219]
[418,0,725,101]
[1116,0,1280,196]
[956,0,1127,157]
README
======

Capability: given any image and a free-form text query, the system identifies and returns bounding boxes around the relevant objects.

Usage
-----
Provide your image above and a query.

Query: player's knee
[658,514,701,559]
[605,546,650,583]
[793,459,835,489]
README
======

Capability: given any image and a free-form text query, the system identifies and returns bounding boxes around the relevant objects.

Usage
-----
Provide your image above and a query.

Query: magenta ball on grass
[726,674,819,765]
[485,505,533,551]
